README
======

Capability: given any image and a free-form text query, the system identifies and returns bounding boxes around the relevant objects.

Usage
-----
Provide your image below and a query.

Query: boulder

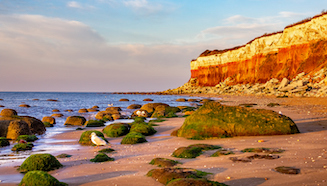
[19,171,68,186]
[121,132,147,144]
[64,116,86,126]
[6,120,32,140]
[84,120,105,127]
[132,109,150,117]
[130,123,156,136]
[20,116,46,135]
[19,104,31,108]
[87,108,99,112]
[90,153,114,162]
[176,101,299,139]
[18,154,63,173]
[119,98,129,102]
[176,98,187,102]
[103,123,130,137]
[140,103,169,114]
[143,98,153,101]
[0,109,17,117]
[127,104,142,109]
[149,158,181,168]
[52,109,60,112]
[78,108,88,113]
[42,116,56,125]
[51,113,64,117]
[79,130,107,146]
[151,106,180,118]
[95,111,114,121]
[105,107,121,113]
[278,78,290,89]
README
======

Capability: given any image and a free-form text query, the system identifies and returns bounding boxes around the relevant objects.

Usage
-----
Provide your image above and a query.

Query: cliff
[190,12,327,86]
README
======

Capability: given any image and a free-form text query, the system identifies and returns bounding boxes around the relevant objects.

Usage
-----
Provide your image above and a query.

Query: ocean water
[0,92,204,166]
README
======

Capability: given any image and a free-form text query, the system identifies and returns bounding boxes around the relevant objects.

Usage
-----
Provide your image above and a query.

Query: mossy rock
[275,166,300,174]
[140,103,169,114]
[19,170,68,186]
[211,150,234,157]
[181,106,196,113]
[177,101,299,140]
[241,148,284,153]
[17,135,38,142]
[130,123,156,136]
[43,122,54,127]
[267,103,280,107]
[133,116,146,123]
[18,153,63,173]
[0,137,10,147]
[146,168,210,185]
[238,103,257,107]
[149,158,181,167]
[151,106,180,118]
[90,153,114,162]
[172,147,203,159]
[121,132,147,144]
[42,116,56,124]
[56,154,72,158]
[64,116,86,126]
[12,142,34,151]
[167,178,228,186]
[98,148,115,153]
[79,130,108,146]
[103,123,130,137]
[188,144,221,150]
[95,111,114,121]
[84,120,105,127]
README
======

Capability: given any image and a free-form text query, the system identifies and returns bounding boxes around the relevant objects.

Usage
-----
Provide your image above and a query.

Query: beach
[1,95,327,186]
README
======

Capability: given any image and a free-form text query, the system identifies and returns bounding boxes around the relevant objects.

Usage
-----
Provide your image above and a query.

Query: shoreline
[0,95,327,185]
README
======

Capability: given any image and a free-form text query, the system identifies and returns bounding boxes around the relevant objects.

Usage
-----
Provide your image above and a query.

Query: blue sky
[0,0,326,92]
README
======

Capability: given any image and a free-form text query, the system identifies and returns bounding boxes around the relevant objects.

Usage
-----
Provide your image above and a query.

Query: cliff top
[199,10,327,57]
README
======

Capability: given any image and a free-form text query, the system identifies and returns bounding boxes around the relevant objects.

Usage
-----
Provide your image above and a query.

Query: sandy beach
[1,95,327,186]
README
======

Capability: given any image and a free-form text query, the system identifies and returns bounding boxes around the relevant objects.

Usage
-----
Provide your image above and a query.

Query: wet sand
[1,95,327,186]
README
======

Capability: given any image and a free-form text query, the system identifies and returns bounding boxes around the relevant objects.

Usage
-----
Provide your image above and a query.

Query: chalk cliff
[190,12,327,86]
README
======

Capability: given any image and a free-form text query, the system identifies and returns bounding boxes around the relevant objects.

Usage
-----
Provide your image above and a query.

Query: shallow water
[0,92,208,166]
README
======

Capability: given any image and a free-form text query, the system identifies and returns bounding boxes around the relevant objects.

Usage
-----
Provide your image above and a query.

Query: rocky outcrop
[189,12,327,88]
[64,116,86,126]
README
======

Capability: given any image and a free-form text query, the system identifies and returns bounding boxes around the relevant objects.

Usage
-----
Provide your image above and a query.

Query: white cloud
[123,0,175,16]
[67,1,82,8]
[0,14,192,92]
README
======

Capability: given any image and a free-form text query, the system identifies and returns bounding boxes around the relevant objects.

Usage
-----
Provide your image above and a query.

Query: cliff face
[191,13,327,86]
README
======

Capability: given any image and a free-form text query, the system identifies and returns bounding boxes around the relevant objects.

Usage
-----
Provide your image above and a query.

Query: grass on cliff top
[177,101,299,140]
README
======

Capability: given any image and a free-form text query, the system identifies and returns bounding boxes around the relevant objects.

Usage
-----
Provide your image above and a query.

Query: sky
[0,0,326,92]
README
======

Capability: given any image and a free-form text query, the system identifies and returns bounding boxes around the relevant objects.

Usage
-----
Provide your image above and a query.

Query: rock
[16,135,38,142]
[0,137,10,147]
[166,178,227,186]
[211,149,234,157]
[19,104,31,108]
[103,123,130,137]
[78,108,88,113]
[6,120,32,140]
[52,109,60,112]
[111,113,122,120]
[121,132,147,144]
[176,101,299,139]
[20,116,46,135]
[42,116,56,124]
[64,109,73,112]
[146,168,208,185]
[19,171,68,186]
[18,154,63,173]
[92,105,99,109]
[87,108,99,112]
[64,116,86,126]
[56,154,72,158]
[127,104,142,109]
[140,103,170,114]
[51,113,64,117]
[79,130,107,146]
[130,123,156,136]
[95,111,114,121]
[84,120,105,127]
[143,98,153,101]
[119,98,129,101]
[172,146,203,159]
[0,109,17,117]
[11,142,34,151]
[275,166,300,174]
[105,107,121,113]
[90,153,114,163]
[176,98,187,102]
[46,99,58,102]
[149,158,181,168]
[278,78,290,89]
[0,105,4,107]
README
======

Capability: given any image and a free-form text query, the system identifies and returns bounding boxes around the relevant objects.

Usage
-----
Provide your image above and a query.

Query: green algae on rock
[166,178,228,186]
[18,154,63,173]
[0,137,10,147]
[176,101,299,140]
[12,142,34,151]
[98,148,115,153]
[211,149,234,157]
[146,168,212,185]
[103,123,130,137]
[79,130,107,146]
[84,120,105,127]
[16,135,38,142]
[130,123,156,136]
[172,147,203,159]
[90,153,114,162]
[121,132,147,144]
[19,171,67,186]
[149,158,181,168]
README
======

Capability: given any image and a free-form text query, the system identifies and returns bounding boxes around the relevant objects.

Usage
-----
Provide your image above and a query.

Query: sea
[0,92,205,167]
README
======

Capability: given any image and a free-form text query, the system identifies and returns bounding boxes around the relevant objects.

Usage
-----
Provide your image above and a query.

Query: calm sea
[0,92,204,166]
